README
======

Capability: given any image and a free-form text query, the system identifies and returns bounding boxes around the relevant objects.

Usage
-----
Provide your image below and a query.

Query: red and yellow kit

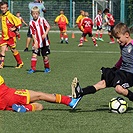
[0,10,21,46]
[0,76,30,111]
[55,14,69,32]
[76,14,84,28]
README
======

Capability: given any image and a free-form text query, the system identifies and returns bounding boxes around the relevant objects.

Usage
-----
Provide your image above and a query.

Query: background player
[0,75,81,112]
[0,2,23,69]
[78,12,97,47]
[24,0,46,52]
[16,12,28,40]
[103,8,115,43]
[54,9,69,44]
[28,6,50,74]
[76,10,87,42]
[94,9,104,41]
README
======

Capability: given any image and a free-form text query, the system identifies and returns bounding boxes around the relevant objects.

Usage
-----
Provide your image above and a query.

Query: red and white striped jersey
[30,16,50,48]
[94,14,103,26]
[106,13,115,26]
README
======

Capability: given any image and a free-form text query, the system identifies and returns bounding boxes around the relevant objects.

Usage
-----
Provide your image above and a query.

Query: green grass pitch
[0,31,133,133]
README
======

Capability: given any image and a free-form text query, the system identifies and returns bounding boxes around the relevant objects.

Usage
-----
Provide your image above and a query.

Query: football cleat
[65,40,68,44]
[12,104,26,113]
[98,38,104,41]
[69,97,82,109]
[109,41,115,44]
[95,37,99,41]
[44,68,51,73]
[60,40,63,44]
[24,48,28,52]
[78,43,83,47]
[28,69,35,74]
[84,38,88,42]
[15,62,24,68]
[71,77,83,98]
[0,62,4,69]
[94,44,98,47]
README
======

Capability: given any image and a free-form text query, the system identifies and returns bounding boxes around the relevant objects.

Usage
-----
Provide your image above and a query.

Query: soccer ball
[109,97,128,114]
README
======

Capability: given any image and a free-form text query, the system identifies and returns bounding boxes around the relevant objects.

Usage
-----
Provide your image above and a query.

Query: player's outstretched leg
[71,77,83,98]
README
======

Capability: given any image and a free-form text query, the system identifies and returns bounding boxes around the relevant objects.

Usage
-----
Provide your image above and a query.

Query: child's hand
[10,27,16,31]
[33,40,38,49]
[42,33,46,40]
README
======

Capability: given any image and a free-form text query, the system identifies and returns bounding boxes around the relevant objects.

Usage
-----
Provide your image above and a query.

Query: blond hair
[31,6,40,14]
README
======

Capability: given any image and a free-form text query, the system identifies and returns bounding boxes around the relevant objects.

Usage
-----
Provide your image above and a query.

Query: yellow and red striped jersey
[76,15,84,24]
[1,11,22,40]
[55,14,68,25]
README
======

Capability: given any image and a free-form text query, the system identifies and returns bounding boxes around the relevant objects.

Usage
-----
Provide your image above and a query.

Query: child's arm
[42,26,50,39]
[42,19,50,39]
[21,18,28,26]
[32,34,38,50]
[115,56,122,69]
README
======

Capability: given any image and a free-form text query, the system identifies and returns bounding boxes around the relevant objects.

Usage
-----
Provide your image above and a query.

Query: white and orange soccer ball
[109,97,128,114]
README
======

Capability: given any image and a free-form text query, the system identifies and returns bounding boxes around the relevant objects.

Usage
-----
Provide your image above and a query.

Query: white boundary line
[17,49,119,54]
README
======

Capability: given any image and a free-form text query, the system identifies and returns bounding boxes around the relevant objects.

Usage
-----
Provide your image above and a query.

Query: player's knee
[10,47,16,53]
[115,85,123,94]
[35,103,44,111]
[43,56,48,60]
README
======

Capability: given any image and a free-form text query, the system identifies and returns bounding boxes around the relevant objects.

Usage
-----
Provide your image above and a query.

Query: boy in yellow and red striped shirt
[55,10,69,44]
[0,2,23,69]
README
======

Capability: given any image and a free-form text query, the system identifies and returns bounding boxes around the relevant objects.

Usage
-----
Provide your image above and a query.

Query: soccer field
[0,32,133,133]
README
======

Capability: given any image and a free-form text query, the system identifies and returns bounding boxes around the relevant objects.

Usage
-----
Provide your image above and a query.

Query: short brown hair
[112,22,130,38]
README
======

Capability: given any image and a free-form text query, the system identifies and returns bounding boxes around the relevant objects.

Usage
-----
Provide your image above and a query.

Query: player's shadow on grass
[26,69,44,73]
[43,108,81,111]
[70,105,133,113]
[4,65,16,68]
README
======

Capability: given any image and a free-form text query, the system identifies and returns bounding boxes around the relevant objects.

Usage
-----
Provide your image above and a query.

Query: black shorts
[107,25,114,32]
[27,27,32,38]
[101,67,133,88]
[34,46,50,56]
[97,25,102,30]
[82,33,93,37]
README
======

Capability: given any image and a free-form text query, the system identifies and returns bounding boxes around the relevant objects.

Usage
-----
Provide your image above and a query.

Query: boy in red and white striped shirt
[94,10,104,41]
[103,8,115,43]
[28,6,51,74]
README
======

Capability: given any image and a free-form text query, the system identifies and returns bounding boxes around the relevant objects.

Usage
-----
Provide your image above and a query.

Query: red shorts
[0,84,30,110]
[58,25,67,32]
[0,37,16,47]
[6,89,30,110]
